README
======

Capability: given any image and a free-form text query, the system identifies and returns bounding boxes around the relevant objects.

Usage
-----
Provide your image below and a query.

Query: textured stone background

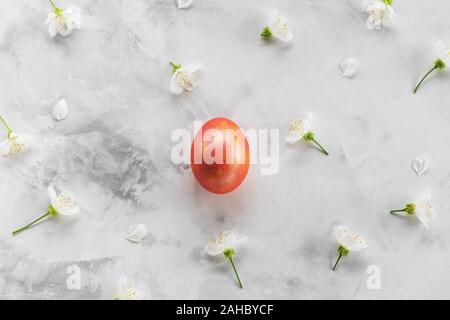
[0,0,450,299]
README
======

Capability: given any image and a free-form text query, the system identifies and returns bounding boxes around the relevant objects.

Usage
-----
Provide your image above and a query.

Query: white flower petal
[414,190,436,228]
[204,231,247,256]
[204,240,224,256]
[170,72,183,94]
[365,1,394,30]
[340,57,360,78]
[177,0,194,9]
[65,5,81,30]
[285,132,303,144]
[334,225,367,251]
[435,40,450,64]
[269,10,293,42]
[52,99,69,121]
[0,139,11,157]
[46,13,58,37]
[412,154,431,176]
[47,185,59,208]
[117,278,143,300]
[126,224,148,243]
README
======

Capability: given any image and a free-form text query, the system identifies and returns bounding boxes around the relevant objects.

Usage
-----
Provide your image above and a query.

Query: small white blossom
[169,62,201,94]
[332,225,367,271]
[334,225,367,252]
[390,190,437,228]
[46,4,81,37]
[115,278,144,300]
[286,112,313,145]
[0,132,28,158]
[286,112,329,155]
[48,185,79,216]
[366,0,394,30]
[204,231,247,256]
[261,9,293,42]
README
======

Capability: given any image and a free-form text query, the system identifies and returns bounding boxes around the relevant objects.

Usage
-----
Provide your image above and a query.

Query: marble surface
[0,0,450,300]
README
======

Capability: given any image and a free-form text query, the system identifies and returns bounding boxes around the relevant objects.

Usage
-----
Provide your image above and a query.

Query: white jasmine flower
[412,154,431,176]
[115,278,143,300]
[47,185,79,216]
[204,231,247,288]
[169,62,201,94]
[390,190,436,228]
[177,0,193,9]
[414,41,450,93]
[332,225,367,271]
[52,98,69,121]
[126,224,148,243]
[286,112,329,155]
[12,185,79,236]
[260,9,293,42]
[0,116,28,158]
[366,0,394,30]
[0,132,28,158]
[45,1,81,37]
[339,57,360,78]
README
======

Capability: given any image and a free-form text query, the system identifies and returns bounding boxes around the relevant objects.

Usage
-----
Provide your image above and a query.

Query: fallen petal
[412,154,431,176]
[339,57,360,78]
[126,224,148,243]
[52,99,69,121]
[177,0,193,9]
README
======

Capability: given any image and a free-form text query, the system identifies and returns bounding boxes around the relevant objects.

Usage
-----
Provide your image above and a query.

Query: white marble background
[0,0,450,299]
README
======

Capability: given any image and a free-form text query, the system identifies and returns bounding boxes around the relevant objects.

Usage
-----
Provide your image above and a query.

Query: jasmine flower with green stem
[286,112,329,156]
[45,0,81,37]
[12,186,79,236]
[390,190,436,228]
[260,9,293,42]
[413,41,450,93]
[332,225,367,271]
[204,231,247,288]
[169,61,202,94]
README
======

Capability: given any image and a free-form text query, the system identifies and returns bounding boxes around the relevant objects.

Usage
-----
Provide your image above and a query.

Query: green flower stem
[48,0,62,15]
[303,132,329,156]
[12,211,51,236]
[413,65,437,94]
[311,138,329,155]
[390,209,407,215]
[332,245,348,271]
[332,252,343,271]
[170,62,181,73]
[49,0,57,10]
[224,248,243,289]
[0,115,13,138]
[228,256,243,288]
[390,203,415,216]
[413,59,446,94]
